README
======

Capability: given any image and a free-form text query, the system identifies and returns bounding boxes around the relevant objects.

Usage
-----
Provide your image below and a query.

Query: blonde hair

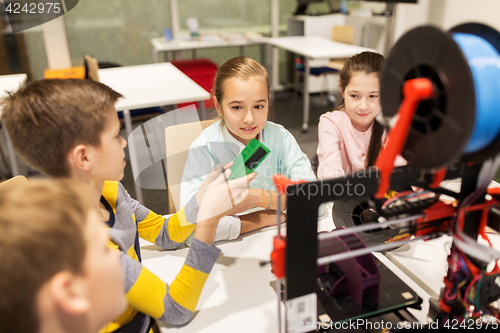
[212,56,273,122]
[0,179,90,333]
[1,79,122,177]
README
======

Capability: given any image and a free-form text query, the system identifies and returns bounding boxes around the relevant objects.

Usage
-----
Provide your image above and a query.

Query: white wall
[392,0,431,42]
[431,0,500,31]
[393,0,500,44]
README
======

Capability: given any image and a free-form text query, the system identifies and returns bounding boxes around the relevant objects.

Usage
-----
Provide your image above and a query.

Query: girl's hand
[195,162,233,205]
[230,190,287,215]
[229,188,263,215]
[197,169,256,222]
[240,210,286,234]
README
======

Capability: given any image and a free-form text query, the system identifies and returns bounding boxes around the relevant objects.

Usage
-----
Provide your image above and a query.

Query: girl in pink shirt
[317,52,405,180]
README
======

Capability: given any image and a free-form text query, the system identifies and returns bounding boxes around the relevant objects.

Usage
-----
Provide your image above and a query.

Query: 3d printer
[271,23,500,332]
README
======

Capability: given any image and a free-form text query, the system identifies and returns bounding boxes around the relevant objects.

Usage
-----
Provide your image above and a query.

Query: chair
[0,175,28,190]
[361,22,386,52]
[165,119,218,214]
[44,66,85,79]
[171,59,218,110]
[327,25,356,70]
[292,25,356,105]
[84,54,100,81]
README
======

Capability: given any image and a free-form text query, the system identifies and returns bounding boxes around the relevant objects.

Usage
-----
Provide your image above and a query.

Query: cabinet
[287,14,345,38]
[287,14,344,94]
[286,14,391,93]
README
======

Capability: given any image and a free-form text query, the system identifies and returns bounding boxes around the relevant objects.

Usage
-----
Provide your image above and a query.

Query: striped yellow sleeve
[125,267,167,319]
[137,210,166,244]
[169,265,209,312]
[138,206,196,244]
[167,206,196,243]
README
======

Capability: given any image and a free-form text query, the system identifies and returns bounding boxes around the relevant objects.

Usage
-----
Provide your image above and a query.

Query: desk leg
[123,109,133,150]
[198,101,205,120]
[123,109,144,204]
[302,57,310,132]
[260,44,265,66]
[268,44,275,104]
[2,128,19,176]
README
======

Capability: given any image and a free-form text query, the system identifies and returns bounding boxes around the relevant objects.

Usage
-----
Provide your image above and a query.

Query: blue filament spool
[452,32,500,154]
[380,25,477,168]
[380,23,500,168]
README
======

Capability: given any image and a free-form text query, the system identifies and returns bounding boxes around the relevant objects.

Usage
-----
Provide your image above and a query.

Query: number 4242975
[5,2,61,14]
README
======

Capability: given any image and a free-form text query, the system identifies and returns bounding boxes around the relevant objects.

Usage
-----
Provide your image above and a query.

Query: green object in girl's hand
[227,139,270,180]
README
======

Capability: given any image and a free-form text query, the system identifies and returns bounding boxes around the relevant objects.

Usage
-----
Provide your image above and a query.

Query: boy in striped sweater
[2,79,254,333]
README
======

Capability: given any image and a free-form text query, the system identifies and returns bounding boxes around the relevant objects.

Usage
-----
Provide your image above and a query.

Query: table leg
[123,109,144,204]
[260,43,265,65]
[2,128,19,176]
[268,44,275,104]
[302,57,310,133]
[198,101,205,120]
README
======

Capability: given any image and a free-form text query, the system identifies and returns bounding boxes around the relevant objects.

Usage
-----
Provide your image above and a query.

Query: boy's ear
[49,271,90,315]
[213,97,222,116]
[68,144,92,172]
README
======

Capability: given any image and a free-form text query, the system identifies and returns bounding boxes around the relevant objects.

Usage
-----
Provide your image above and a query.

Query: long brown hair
[337,51,385,167]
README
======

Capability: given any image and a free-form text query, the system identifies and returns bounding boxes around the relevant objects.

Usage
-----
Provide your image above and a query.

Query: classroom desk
[266,36,373,132]
[142,225,286,333]
[141,205,432,332]
[150,37,267,63]
[0,74,27,176]
[98,63,210,204]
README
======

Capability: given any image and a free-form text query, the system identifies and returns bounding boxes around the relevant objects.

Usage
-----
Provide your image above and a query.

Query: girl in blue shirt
[180,56,317,242]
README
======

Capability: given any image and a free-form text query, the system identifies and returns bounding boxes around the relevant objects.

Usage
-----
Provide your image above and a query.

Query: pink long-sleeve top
[317,110,406,180]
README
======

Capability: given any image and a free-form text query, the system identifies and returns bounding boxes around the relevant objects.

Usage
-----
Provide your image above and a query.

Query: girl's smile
[240,126,257,133]
[341,72,380,132]
[216,77,269,145]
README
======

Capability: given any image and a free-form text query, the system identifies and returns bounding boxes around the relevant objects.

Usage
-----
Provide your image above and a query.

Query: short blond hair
[1,79,122,177]
[0,179,90,333]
